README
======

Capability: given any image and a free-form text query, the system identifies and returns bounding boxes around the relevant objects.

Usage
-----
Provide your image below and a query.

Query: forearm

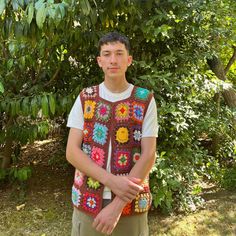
[129,151,156,182]
[66,144,111,186]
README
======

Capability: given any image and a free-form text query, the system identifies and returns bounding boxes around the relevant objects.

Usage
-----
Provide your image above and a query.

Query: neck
[103,78,130,93]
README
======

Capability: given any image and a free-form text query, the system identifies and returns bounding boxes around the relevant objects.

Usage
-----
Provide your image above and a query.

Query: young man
[66,32,158,236]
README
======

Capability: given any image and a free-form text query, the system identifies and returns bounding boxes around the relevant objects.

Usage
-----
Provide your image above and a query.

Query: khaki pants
[71,207,149,236]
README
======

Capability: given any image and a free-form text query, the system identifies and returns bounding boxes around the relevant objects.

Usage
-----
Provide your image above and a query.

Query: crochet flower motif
[133,152,141,163]
[142,177,150,192]
[115,127,129,144]
[83,123,93,142]
[84,100,96,119]
[135,87,149,101]
[82,143,91,156]
[91,146,105,167]
[72,185,81,207]
[114,150,131,172]
[135,193,149,213]
[115,102,130,121]
[82,86,97,98]
[133,129,142,142]
[74,170,84,187]
[93,123,108,145]
[115,151,130,170]
[122,202,132,215]
[96,102,111,122]
[87,177,101,190]
[132,103,144,123]
[83,193,100,213]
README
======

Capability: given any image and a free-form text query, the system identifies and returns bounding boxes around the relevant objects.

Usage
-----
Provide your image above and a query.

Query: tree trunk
[1,137,13,169]
[207,56,236,109]
[1,117,14,169]
[207,56,236,156]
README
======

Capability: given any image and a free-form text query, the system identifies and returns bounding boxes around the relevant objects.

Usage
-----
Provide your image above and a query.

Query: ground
[0,139,235,236]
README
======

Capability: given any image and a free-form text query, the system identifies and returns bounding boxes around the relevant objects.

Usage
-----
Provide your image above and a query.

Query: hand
[92,199,123,235]
[107,175,143,202]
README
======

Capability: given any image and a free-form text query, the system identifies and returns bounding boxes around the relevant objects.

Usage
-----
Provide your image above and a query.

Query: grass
[0,140,235,236]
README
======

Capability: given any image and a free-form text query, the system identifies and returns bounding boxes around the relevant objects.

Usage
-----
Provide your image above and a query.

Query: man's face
[97,42,132,80]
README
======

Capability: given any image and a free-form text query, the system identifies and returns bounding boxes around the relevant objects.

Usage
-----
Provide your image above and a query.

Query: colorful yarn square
[82,143,91,156]
[82,192,100,214]
[72,185,81,207]
[74,170,84,187]
[115,102,130,122]
[87,177,101,190]
[135,193,150,213]
[84,100,96,119]
[115,127,129,144]
[82,86,97,98]
[114,150,131,171]
[95,101,111,122]
[83,122,93,142]
[135,87,150,101]
[132,149,141,163]
[91,146,105,167]
[92,123,108,145]
[122,202,132,215]
[132,103,145,123]
[133,126,142,142]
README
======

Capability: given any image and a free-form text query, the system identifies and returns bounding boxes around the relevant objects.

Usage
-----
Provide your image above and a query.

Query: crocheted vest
[72,85,153,217]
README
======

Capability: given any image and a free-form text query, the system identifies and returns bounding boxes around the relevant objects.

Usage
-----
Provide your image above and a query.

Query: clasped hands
[92,175,143,235]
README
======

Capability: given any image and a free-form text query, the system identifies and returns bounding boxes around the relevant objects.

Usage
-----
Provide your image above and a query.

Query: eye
[102,52,110,57]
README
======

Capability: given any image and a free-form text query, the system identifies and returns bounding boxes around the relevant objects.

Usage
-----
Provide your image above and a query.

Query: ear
[97,56,102,67]
[127,55,133,66]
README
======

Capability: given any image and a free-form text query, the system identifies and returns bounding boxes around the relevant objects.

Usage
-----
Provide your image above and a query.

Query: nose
[110,53,117,64]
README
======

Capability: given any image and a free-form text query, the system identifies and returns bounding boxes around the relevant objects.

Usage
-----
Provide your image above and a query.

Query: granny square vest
[72,85,153,217]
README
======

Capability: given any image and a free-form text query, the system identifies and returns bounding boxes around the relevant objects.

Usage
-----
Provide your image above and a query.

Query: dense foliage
[0,0,235,212]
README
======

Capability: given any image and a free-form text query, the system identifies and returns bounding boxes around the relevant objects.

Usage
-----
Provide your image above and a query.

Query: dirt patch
[0,139,235,236]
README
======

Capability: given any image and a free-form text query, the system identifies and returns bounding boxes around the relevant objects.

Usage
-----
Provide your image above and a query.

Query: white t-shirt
[67,82,158,199]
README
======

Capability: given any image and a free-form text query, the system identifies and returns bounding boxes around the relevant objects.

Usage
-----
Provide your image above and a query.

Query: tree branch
[224,46,236,74]
[44,67,61,87]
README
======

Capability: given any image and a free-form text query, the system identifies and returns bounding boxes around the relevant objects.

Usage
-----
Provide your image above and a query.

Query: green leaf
[27,3,34,25]
[35,0,44,10]
[22,97,29,116]
[7,59,14,70]
[36,3,47,29]
[15,99,21,115]
[49,94,56,115]
[80,0,91,16]
[31,96,38,118]
[59,3,65,18]
[10,101,16,116]
[41,94,49,117]
[0,81,4,93]
[12,0,19,10]
[0,0,6,15]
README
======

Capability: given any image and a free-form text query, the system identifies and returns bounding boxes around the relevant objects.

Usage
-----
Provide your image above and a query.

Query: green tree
[0,0,235,212]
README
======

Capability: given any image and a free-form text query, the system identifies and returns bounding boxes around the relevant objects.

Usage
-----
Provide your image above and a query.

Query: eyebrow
[101,49,125,54]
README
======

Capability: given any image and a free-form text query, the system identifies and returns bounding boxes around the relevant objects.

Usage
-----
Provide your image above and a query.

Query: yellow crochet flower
[84,100,96,119]
[87,177,100,189]
[116,103,129,120]
[116,127,129,143]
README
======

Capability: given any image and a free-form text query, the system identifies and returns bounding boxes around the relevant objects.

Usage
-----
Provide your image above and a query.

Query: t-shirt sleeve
[142,96,159,137]
[66,95,84,130]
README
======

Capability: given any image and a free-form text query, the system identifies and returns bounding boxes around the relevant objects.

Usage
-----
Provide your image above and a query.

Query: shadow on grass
[149,188,236,236]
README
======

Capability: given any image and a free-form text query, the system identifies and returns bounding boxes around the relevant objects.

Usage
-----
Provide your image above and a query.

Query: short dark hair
[98,31,130,53]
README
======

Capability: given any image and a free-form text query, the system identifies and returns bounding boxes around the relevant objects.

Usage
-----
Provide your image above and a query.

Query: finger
[95,222,104,232]
[92,217,99,228]
[107,226,114,235]
[128,176,142,184]
[101,225,110,234]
